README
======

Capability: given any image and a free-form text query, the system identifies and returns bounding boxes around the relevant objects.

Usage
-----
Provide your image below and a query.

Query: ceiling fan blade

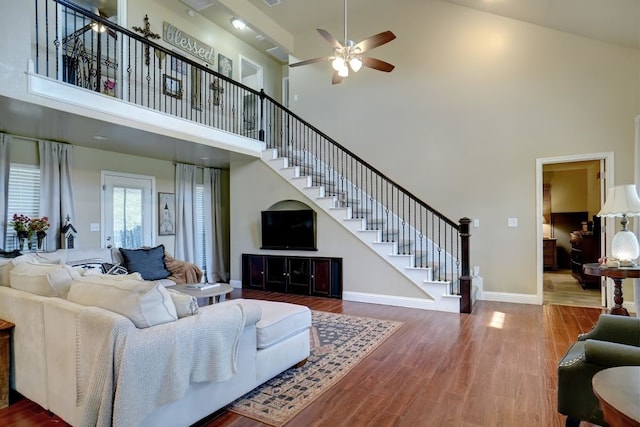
[63,23,92,42]
[332,71,343,85]
[289,56,332,68]
[354,31,396,53]
[317,29,343,49]
[362,56,395,72]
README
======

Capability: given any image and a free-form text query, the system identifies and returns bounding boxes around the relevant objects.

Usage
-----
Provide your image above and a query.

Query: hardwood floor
[0,289,607,427]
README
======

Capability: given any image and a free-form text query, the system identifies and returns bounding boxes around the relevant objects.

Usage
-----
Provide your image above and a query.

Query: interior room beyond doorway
[542,160,603,308]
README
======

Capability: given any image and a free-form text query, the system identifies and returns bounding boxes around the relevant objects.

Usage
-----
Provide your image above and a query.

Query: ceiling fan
[289,0,396,84]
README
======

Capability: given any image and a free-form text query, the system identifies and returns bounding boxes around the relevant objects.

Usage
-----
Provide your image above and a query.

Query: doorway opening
[536,153,613,309]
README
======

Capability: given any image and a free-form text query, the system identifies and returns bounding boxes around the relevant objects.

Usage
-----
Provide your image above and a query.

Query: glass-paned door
[102,171,154,248]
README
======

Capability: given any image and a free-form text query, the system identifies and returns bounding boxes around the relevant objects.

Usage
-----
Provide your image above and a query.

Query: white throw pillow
[166,288,200,318]
[9,261,80,298]
[67,278,178,328]
[0,254,39,287]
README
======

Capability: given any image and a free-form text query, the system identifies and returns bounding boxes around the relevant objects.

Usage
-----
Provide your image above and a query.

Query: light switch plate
[90,223,100,232]
[473,219,480,228]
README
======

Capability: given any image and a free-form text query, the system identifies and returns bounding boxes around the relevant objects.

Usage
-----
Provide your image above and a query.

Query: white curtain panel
[635,116,640,317]
[175,163,198,263]
[204,168,227,282]
[39,140,76,251]
[0,133,11,248]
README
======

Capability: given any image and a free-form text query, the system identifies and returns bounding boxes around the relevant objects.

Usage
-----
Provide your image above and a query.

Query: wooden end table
[583,263,640,316]
[0,319,15,409]
[592,366,640,427]
[168,283,234,305]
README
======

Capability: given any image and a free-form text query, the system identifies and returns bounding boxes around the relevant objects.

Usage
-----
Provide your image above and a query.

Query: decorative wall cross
[132,14,160,66]
[210,79,224,106]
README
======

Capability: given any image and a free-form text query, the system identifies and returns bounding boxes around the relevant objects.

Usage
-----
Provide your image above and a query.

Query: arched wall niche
[265,200,314,211]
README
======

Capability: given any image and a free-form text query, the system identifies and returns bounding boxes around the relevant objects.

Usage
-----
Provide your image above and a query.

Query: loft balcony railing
[34,0,472,312]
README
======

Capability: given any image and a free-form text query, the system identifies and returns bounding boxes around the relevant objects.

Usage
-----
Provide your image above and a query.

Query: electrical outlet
[507,217,518,227]
[473,219,480,228]
[90,223,100,232]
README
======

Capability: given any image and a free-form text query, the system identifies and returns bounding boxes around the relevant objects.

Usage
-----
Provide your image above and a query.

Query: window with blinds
[195,185,207,280]
[6,164,40,250]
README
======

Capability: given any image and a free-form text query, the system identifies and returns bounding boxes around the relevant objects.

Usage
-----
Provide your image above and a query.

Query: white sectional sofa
[0,252,312,426]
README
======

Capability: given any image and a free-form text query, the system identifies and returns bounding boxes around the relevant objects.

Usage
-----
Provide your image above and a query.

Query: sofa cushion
[166,288,200,318]
[0,254,41,287]
[0,259,11,287]
[119,245,171,281]
[9,262,80,298]
[250,300,312,349]
[67,277,178,328]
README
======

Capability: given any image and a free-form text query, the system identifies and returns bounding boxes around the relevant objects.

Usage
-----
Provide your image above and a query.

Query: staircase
[261,146,464,313]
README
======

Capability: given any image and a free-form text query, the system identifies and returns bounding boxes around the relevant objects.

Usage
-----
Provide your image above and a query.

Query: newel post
[258,89,266,142]
[459,217,472,313]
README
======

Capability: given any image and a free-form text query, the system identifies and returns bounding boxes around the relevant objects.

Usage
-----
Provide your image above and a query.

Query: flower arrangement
[30,216,50,233]
[103,79,115,96]
[10,214,30,234]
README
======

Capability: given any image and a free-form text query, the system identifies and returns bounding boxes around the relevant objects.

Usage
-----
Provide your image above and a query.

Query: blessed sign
[163,22,214,65]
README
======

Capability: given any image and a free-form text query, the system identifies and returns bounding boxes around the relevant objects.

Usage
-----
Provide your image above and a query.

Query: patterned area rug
[226,311,403,426]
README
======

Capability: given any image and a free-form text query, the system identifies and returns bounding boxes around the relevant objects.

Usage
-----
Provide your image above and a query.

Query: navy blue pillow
[119,245,171,281]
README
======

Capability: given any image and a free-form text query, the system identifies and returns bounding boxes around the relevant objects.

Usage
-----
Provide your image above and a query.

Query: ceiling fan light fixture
[331,56,345,71]
[91,22,107,33]
[349,56,362,72]
[338,64,349,77]
[231,17,246,30]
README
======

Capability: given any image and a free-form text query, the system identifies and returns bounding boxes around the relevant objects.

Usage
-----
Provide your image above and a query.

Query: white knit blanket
[76,303,246,427]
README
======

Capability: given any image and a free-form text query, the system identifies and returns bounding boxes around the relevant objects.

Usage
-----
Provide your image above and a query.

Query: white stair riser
[343,218,366,232]
[280,167,300,179]
[303,186,325,198]
[290,176,312,189]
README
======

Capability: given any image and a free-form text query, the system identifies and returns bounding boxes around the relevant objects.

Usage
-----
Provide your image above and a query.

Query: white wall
[137,0,282,99]
[287,0,639,297]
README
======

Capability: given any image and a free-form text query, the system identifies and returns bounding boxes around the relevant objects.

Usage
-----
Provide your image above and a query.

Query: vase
[37,231,46,251]
[17,231,28,251]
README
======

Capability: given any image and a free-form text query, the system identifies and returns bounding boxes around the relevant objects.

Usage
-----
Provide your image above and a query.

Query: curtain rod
[2,131,67,145]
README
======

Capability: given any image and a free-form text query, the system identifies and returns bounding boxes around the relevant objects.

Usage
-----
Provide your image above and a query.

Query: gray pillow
[119,245,171,281]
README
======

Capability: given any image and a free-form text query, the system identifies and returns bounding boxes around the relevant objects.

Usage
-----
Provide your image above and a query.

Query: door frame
[535,152,615,306]
[101,170,156,248]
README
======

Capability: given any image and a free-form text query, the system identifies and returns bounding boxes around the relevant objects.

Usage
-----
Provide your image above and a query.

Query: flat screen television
[261,209,317,251]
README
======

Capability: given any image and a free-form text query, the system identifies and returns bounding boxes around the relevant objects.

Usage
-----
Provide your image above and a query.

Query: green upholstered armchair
[557,314,640,427]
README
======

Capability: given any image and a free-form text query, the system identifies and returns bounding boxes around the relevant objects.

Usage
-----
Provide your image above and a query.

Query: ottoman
[236,299,312,382]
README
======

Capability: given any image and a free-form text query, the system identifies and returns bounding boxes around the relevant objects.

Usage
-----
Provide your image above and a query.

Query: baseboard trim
[479,291,540,305]
[230,279,242,288]
[342,291,460,313]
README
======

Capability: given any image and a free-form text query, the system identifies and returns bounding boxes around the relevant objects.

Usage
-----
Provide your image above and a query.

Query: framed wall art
[163,74,182,99]
[218,54,232,78]
[158,192,176,235]
[171,56,187,75]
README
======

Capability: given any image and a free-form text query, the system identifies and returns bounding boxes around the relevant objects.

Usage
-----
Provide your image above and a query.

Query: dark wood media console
[242,254,342,299]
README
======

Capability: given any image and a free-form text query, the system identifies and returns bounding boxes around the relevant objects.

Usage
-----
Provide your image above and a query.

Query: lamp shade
[597,185,640,217]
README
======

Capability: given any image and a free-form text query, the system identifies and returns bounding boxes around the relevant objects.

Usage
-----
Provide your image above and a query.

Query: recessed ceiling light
[231,17,246,30]
[256,34,265,41]
[93,135,107,140]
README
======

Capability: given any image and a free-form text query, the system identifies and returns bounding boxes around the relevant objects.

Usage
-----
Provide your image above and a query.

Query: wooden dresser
[570,231,601,289]
[543,238,557,270]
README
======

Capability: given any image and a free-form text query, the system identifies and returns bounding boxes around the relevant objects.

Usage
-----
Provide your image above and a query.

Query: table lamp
[597,184,640,266]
